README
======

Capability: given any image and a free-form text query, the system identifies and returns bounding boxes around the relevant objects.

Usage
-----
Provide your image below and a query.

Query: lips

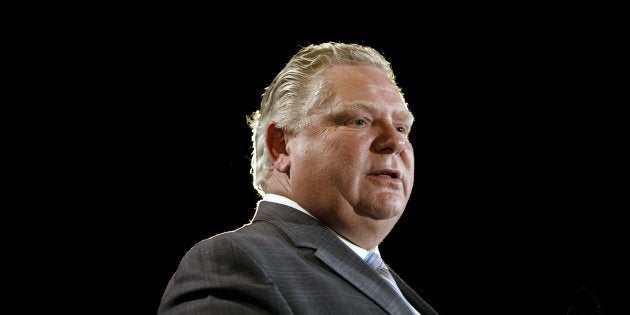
[369,169,401,179]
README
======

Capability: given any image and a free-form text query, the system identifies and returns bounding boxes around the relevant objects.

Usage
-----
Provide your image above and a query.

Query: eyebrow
[337,102,415,124]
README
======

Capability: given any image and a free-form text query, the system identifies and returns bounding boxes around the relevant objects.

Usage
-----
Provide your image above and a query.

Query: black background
[50,9,627,315]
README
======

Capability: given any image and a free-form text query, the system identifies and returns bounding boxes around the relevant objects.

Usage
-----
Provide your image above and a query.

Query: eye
[396,125,411,136]
[351,119,368,127]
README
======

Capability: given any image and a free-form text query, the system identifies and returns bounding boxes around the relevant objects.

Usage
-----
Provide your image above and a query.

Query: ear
[265,122,291,173]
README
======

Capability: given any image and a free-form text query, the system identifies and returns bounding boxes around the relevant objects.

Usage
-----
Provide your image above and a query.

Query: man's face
[287,64,415,227]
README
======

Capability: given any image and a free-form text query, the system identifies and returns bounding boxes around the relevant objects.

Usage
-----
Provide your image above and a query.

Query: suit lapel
[254,201,420,315]
[314,232,416,314]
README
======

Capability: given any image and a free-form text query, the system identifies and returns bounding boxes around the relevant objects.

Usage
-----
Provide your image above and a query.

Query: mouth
[369,169,401,179]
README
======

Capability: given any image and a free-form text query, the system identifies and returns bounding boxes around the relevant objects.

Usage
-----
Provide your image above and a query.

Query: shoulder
[186,220,290,259]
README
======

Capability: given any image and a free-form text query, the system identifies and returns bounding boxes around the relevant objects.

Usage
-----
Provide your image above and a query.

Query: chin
[363,203,405,220]
[377,194,407,211]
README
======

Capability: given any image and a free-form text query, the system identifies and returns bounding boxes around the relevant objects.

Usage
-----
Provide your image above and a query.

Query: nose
[372,124,408,154]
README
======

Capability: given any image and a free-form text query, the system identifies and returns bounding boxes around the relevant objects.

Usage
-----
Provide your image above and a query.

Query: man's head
[248,42,414,248]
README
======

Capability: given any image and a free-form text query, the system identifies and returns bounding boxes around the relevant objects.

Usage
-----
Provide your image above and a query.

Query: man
[158,42,438,314]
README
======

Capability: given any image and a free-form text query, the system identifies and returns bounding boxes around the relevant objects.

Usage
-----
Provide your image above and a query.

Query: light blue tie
[365,251,421,315]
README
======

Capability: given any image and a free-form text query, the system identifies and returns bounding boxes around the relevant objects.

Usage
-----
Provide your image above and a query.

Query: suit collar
[315,232,418,314]
[252,201,326,249]
[252,201,422,314]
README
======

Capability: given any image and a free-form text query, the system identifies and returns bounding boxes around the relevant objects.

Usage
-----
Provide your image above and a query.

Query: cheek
[405,150,415,168]
[403,151,415,188]
[294,132,368,175]
[291,141,332,175]
[329,138,365,163]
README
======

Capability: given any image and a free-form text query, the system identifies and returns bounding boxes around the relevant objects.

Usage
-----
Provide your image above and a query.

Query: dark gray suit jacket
[158,201,439,314]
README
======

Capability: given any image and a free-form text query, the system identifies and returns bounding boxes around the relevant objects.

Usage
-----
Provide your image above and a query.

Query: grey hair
[246,42,400,197]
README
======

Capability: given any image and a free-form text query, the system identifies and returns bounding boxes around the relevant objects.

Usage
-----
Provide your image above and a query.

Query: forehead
[319,64,409,114]
[323,64,402,98]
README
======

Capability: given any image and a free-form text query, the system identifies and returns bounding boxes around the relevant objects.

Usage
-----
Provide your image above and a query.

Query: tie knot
[364,251,386,271]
